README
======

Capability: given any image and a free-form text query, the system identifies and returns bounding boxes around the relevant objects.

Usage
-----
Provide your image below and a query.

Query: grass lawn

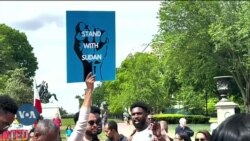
[60,118,75,141]
[60,118,210,141]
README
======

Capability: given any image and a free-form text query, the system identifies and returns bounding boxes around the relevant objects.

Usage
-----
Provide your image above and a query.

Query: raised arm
[68,72,95,141]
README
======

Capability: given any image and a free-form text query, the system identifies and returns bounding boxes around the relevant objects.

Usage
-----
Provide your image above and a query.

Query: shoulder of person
[119,134,128,141]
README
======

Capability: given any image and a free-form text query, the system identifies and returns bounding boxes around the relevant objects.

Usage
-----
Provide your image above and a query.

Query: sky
[0,1,161,114]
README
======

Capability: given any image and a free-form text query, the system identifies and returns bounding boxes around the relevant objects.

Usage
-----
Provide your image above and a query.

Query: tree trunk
[232,73,250,113]
[246,105,250,113]
[246,79,250,113]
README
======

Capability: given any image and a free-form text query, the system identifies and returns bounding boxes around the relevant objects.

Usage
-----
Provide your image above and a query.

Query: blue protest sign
[16,104,39,125]
[66,11,116,82]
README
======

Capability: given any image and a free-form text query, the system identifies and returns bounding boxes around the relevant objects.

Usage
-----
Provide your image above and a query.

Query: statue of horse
[36,81,58,104]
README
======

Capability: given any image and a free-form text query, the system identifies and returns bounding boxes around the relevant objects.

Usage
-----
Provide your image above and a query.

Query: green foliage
[60,118,75,141]
[153,1,250,113]
[90,1,250,114]
[103,53,171,113]
[153,1,221,114]
[0,24,38,77]
[1,68,33,106]
[92,83,106,107]
[62,118,75,126]
[75,95,83,109]
[153,114,210,124]
[59,107,68,116]
[0,24,38,106]
[208,2,250,112]
[207,97,218,116]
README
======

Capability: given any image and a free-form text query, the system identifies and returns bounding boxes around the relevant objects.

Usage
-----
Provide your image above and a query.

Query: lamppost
[213,76,233,102]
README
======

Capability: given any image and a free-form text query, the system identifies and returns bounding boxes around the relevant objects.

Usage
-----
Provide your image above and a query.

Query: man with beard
[68,72,99,141]
[129,101,166,141]
[90,106,102,141]
[72,106,102,141]
[0,95,18,134]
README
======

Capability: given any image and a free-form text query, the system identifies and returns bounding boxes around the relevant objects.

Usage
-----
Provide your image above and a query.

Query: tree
[0,24,38,100]
[153,1,221,114]
[2,68,33,106]
[75,95,83,109]
[59,107,68,116]
[154,1,250,113]
[0,24,38,77]
[103,52,171,113]
[92,83,106,107]
[208,2,250,112]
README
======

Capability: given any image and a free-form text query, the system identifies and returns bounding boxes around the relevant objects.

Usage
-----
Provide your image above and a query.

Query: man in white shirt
[128,101,166,141]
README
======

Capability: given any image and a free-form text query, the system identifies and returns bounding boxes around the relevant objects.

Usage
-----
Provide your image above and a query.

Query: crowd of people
[0,72,250,141]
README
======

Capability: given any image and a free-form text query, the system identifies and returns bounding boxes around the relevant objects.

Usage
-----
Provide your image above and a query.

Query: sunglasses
[88,120,99,126]
[195,138,206,141]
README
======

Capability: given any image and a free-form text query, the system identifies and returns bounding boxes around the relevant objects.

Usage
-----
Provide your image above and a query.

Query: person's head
[73,106,102,134]
[159,120,168,132]
[66,125,71,130]
[195,130,211,141]
[104,120,118,140]
[33,119,59,141]
[179,118,187,127]
[174,133,188,141]
[0,95,18,134]
[147,114,154,124]
[85,106,102,138]
[90,106,102,134]
[211,113,250,141]
[130,101,150,131]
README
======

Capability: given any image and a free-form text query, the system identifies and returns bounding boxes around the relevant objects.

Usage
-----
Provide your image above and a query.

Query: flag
[34,80,42,114]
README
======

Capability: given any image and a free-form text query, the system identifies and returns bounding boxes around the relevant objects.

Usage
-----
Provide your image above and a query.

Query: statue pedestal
[215,101,238,125]
[41,101,61,119]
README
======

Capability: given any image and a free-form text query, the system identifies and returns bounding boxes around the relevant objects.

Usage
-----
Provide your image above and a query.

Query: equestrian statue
[36,81,58,103]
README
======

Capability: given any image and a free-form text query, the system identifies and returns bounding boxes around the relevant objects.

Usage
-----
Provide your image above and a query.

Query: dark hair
[177,132,189,141]
[0,95,18,114]
[66,125,72,130]
[196,130,211,140]
[73,106,101,124]
[211,113,250,141]
[130,101,150,114]
[90,106,101,115]
[106,120,118,132]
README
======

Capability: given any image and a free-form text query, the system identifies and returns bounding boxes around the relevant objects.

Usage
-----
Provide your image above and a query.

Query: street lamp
[214,76,233,102]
